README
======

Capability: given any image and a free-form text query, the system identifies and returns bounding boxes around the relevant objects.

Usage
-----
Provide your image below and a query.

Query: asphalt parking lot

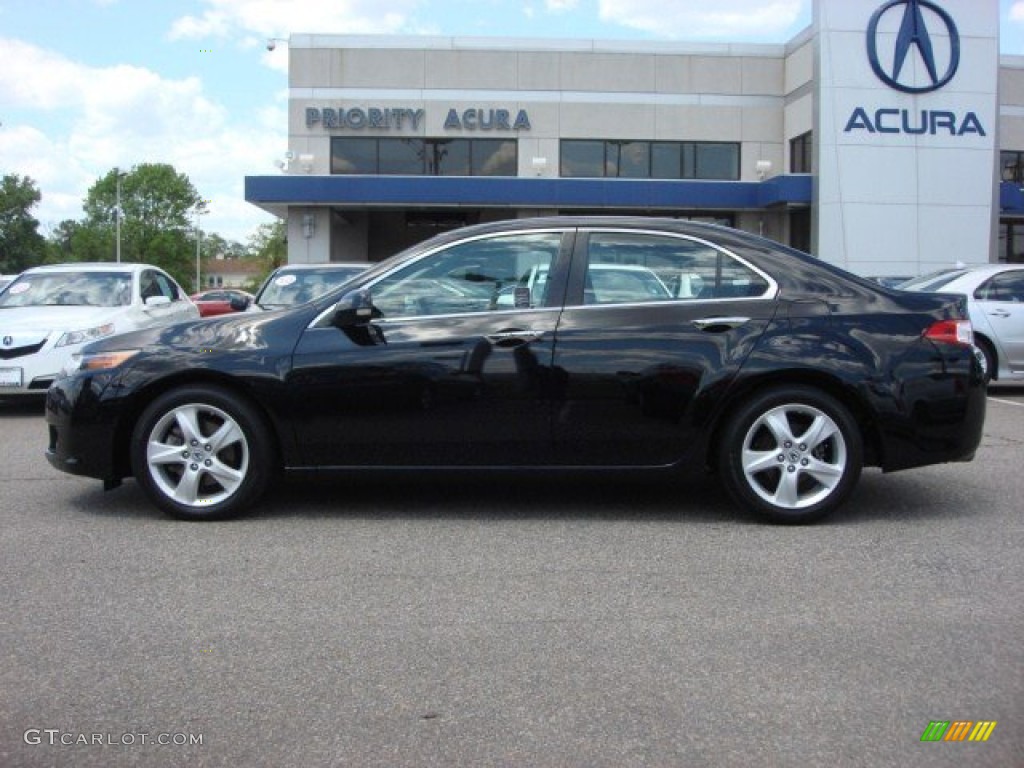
[1,389,1022,768]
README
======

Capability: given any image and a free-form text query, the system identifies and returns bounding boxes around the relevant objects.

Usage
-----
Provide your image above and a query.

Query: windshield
[0,271,133,308]
[898,269,967,292]
[255,266,367,307]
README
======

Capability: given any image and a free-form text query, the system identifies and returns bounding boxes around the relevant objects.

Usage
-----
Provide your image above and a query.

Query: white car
[899,264,1024,383]
[0,263,199,395]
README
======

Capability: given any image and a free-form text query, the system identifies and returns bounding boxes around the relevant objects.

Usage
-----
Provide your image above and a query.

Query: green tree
[80,164,205,288]
[0,174,47,273]
[245,220,286,290]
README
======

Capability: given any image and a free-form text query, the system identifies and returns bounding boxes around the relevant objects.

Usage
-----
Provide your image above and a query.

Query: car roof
[21,262,153,274]
[273,262,370,272]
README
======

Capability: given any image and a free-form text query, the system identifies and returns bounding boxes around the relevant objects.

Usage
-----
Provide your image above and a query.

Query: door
[288,229,573,466]
[139,269,195,325]
[974,269,1024,373]
[550,229,780,466]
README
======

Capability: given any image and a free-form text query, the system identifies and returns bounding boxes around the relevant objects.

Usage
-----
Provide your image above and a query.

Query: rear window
[899,269,967,292]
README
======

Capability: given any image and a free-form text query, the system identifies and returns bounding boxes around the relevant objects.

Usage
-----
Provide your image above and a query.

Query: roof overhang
[245,174,813,218]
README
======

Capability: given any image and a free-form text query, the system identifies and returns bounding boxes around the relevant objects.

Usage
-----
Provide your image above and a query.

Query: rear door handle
[989,309,1011,318]
[692,316,750,332]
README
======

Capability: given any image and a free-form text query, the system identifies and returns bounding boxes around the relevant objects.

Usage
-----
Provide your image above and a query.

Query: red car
[189,289,253,317]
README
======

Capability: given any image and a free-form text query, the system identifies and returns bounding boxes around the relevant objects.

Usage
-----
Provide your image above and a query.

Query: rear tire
[976,337,996,384]
[130,385,273,520]
[718,386,863,524]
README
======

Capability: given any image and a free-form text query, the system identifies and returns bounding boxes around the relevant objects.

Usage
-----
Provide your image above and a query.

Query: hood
[0,306,127,346]
[0,305,125,331]
[84,305,314,357]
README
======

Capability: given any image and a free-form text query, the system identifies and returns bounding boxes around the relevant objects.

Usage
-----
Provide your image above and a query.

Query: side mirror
[229,295,251,311]
[144,295,171,307]
[331,289,375,328]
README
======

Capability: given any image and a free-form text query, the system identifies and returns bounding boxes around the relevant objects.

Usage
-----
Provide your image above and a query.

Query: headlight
[67,349,140,374]
[55,323,116,348]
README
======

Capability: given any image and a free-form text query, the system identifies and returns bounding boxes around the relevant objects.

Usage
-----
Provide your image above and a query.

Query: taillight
[923,319,973,346]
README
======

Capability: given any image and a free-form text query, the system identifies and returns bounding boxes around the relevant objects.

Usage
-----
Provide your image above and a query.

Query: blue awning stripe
[245,174,813,210]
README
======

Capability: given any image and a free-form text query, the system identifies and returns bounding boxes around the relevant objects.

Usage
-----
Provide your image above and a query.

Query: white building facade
[246,0,1024,275]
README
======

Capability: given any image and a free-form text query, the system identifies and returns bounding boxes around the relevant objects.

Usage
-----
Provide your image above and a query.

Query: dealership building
[245,0,1024,275]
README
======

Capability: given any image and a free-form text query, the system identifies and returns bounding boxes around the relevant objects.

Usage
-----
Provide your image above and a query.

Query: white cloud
[597,0,807,40]
[0,37,279,242]
[169,0,425,40]
[1011,1,1024,23]
[546,0,580,11]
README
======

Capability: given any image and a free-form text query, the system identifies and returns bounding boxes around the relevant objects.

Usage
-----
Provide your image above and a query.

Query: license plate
[0,368,23,387]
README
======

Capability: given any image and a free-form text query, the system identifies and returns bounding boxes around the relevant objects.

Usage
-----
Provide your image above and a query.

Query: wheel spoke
[799,414,838,453]
[173,406,203,445]
[761,410,795,446]
[771,468,802,508]
[207,419,245,453]
[171,467,203,505]
[803,457,844,489]
[204,459,245,493]
[743,447,781,476]
[148,440,188,466]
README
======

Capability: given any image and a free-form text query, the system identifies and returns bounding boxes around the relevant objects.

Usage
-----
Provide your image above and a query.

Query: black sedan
[45,217,986,523]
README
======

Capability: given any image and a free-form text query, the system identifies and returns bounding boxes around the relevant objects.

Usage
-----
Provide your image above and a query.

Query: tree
[79,164,205,288]
[245,220,286,289]
[0,174,47,273]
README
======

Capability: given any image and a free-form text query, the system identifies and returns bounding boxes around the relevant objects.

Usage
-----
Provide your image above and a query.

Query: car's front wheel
[718,386,863,524]
[130,385,274,520]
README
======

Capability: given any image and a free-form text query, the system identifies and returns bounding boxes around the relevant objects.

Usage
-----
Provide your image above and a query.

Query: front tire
[718,386,863,524]
[130,385,273,520]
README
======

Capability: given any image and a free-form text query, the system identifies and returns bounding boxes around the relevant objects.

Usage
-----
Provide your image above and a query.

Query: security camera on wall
[266,39,276,51]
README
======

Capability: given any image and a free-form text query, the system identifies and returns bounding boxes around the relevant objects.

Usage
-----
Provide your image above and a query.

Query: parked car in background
[45,217,985,524]
[0,263,198,395]
[190,288,254,317]
[0,275,17,294]
[250,262,370,311]
[899,263,1024,383]
[866,275,914,289]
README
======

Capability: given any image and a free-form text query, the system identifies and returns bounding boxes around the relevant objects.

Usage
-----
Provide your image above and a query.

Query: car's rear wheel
[976,336,996,383]
[130,385,273,520]
[718,386,863,524]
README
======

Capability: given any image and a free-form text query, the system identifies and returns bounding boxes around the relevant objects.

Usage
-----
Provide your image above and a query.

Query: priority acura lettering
[305,106,532,132]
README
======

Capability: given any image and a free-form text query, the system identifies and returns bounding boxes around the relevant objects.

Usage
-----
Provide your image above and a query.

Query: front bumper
[0,343,80,396]
[45,371,126,484]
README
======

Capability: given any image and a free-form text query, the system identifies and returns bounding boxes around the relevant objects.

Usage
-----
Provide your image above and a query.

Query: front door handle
[486,329,545,346]
[989,309,1011,318]
[692,316,750,332]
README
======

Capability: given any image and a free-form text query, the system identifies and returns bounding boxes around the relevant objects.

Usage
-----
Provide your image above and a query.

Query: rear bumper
[875,344,987,472]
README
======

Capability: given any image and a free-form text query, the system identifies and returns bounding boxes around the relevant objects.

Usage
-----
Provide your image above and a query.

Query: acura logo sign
[867,0,959,94]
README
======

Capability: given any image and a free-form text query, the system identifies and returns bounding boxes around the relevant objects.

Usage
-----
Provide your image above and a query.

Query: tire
[717,386,863,524]
[130,385,274,520]
[976,337,996,384]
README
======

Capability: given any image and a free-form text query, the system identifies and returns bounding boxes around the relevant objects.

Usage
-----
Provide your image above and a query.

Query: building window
[790,132,813,174]
[999,222,1024,264]
[560,140,740,180]
[1001,151,1024,184]
[331,138,517,176]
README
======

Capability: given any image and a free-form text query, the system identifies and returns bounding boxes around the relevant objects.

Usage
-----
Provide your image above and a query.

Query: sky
[1,0,1023,246]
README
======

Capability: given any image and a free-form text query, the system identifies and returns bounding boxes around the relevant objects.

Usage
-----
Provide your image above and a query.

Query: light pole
[114,168,126,262]
[194,206,207,293]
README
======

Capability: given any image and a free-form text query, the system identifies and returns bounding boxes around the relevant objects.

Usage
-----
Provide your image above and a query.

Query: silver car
[900,264,1024,383]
